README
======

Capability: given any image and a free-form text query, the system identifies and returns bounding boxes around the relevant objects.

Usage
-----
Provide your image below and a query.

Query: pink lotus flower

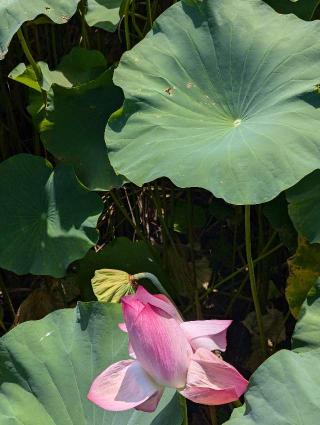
[88,286,248,412]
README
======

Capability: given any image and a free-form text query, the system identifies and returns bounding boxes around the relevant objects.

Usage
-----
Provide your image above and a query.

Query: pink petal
[122,299,192,388]
[180,320,232,352]
[180,348,248,405]
[118,323,127,332]
[133,286,182,321]
[135,388,164,412]
[118,323,136,358]
[88,359,163,411]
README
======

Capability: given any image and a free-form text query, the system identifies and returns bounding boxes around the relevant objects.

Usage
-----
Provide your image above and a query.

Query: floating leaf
[286,237,320,318]
[41,70,124,190]
[264,0,320,20]
[287,170,320,243]
[106,0,320,205]
[224,349,320,425]
[9,48,109,92]
[10,48,124,191]
[223,274,320,425]
[0,154,103,277]
[0,0,80,59]
[0,302,181,424]
[85,0,122,32]
[292,279,320,352]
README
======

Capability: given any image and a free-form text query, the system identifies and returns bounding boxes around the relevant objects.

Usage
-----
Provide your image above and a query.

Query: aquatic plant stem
[180,395,188,425]
[146,0,153,29]
[209,406,218,425]
[0,271,15,322]
[17,28,47,105]
[124,0,132,50]
[245,205,267,359]
[133,272,171,299]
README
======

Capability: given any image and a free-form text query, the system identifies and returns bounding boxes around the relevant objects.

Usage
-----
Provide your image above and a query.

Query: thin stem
[208,406,218,425]
[124,0,132,50]
[79,0,90,48]
[180,395,188,425]
[183,241,283,315]
[245,205,267,358]
[17,28,47,105]
[188,190,201,319]
[146,0,153,29]
[110,190,144,241]
[0,271,16,322]
[133,272,171,299]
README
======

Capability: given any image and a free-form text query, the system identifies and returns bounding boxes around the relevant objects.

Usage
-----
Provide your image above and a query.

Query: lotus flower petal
[180,348,248,405]
[87,359,162,411]
[180,320,232,352]
[133,285,182,320]
[134,388,164,412]
[122,296,192,388]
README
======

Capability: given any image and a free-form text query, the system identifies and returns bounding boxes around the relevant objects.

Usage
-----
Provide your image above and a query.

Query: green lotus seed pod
[91,269,134,303]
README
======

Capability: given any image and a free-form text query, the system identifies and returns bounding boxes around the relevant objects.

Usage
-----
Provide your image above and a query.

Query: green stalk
[180,395,188,425]
[146,0,153,29]
[209,406,218,425]
[183,241,283,315]
[245,205,267,358]
[133,272,171,300]
[17,28,47,105]
[187,190,201,319]
[124,0,132,50]
[0,271,16,322]
[79,0,90,48]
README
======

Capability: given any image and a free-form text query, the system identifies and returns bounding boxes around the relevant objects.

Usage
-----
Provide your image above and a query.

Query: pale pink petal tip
[181,320,232,352]
[180,348,248,406]
[87,359,163,412]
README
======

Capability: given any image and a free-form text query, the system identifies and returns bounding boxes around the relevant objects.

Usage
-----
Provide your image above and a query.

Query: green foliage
[106,0,320,204]
[85,0,122,32]
[41,69,124,190]
[264,0,320,20]
[10,48,124,190]
[224,279,320,425]
[0,0,80,59]
[0,302,181,424]
[286,237,320,318]
[287,170,320,243]
[0,154,102,277]
[263,193,297,249]
[292,279,320,352]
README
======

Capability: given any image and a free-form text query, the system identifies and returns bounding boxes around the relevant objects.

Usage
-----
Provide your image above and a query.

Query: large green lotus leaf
[287,170,320,243]
[0,154,103,277]
[106,0,320,205]
[223,349,320,425]
[41,70,124,191]
[9,48,109,92]
[0,0,80,59]
[73,237,172,300]
[264,0,320,20]
[292,278,320,352]
[286,237,320,318]
[85,0,122,32]
[223,279,320,425]
[9,49,123,191]
[0,302,181,425]
[9,62,71,92]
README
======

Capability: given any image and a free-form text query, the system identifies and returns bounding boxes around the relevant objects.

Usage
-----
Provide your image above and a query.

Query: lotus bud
[91,269,135,303]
